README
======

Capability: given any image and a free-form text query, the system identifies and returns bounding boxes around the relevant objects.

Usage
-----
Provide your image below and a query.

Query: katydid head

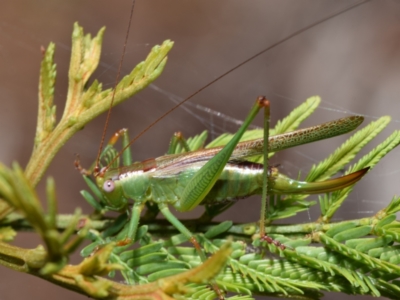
[75,151,127,210]
[75,150,125,210]
[96,172,127,211]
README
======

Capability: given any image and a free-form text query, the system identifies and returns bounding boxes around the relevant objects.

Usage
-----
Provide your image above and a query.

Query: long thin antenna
[95,0,137,174]
[102,0,369,173]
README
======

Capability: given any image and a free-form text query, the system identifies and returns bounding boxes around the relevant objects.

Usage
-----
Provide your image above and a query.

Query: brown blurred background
[1,1,400,299]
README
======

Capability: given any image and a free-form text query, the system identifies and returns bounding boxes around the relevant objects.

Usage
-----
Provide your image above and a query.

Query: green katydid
[77,96,368,255]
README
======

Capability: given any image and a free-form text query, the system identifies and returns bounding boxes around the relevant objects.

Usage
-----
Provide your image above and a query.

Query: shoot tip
[256,96,270,108]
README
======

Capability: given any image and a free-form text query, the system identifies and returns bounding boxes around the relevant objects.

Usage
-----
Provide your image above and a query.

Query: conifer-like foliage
[0,23,400,300]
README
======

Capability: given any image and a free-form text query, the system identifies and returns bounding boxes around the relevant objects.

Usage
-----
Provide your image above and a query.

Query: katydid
[77,96,368,254]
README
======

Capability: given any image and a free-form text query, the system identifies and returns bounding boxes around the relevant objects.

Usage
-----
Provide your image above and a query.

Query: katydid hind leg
[178,96,270,212]
[257,101,286,249]
[259,98,270,238]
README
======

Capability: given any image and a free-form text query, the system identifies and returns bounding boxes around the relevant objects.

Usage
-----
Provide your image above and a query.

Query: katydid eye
[103,180,115,193]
